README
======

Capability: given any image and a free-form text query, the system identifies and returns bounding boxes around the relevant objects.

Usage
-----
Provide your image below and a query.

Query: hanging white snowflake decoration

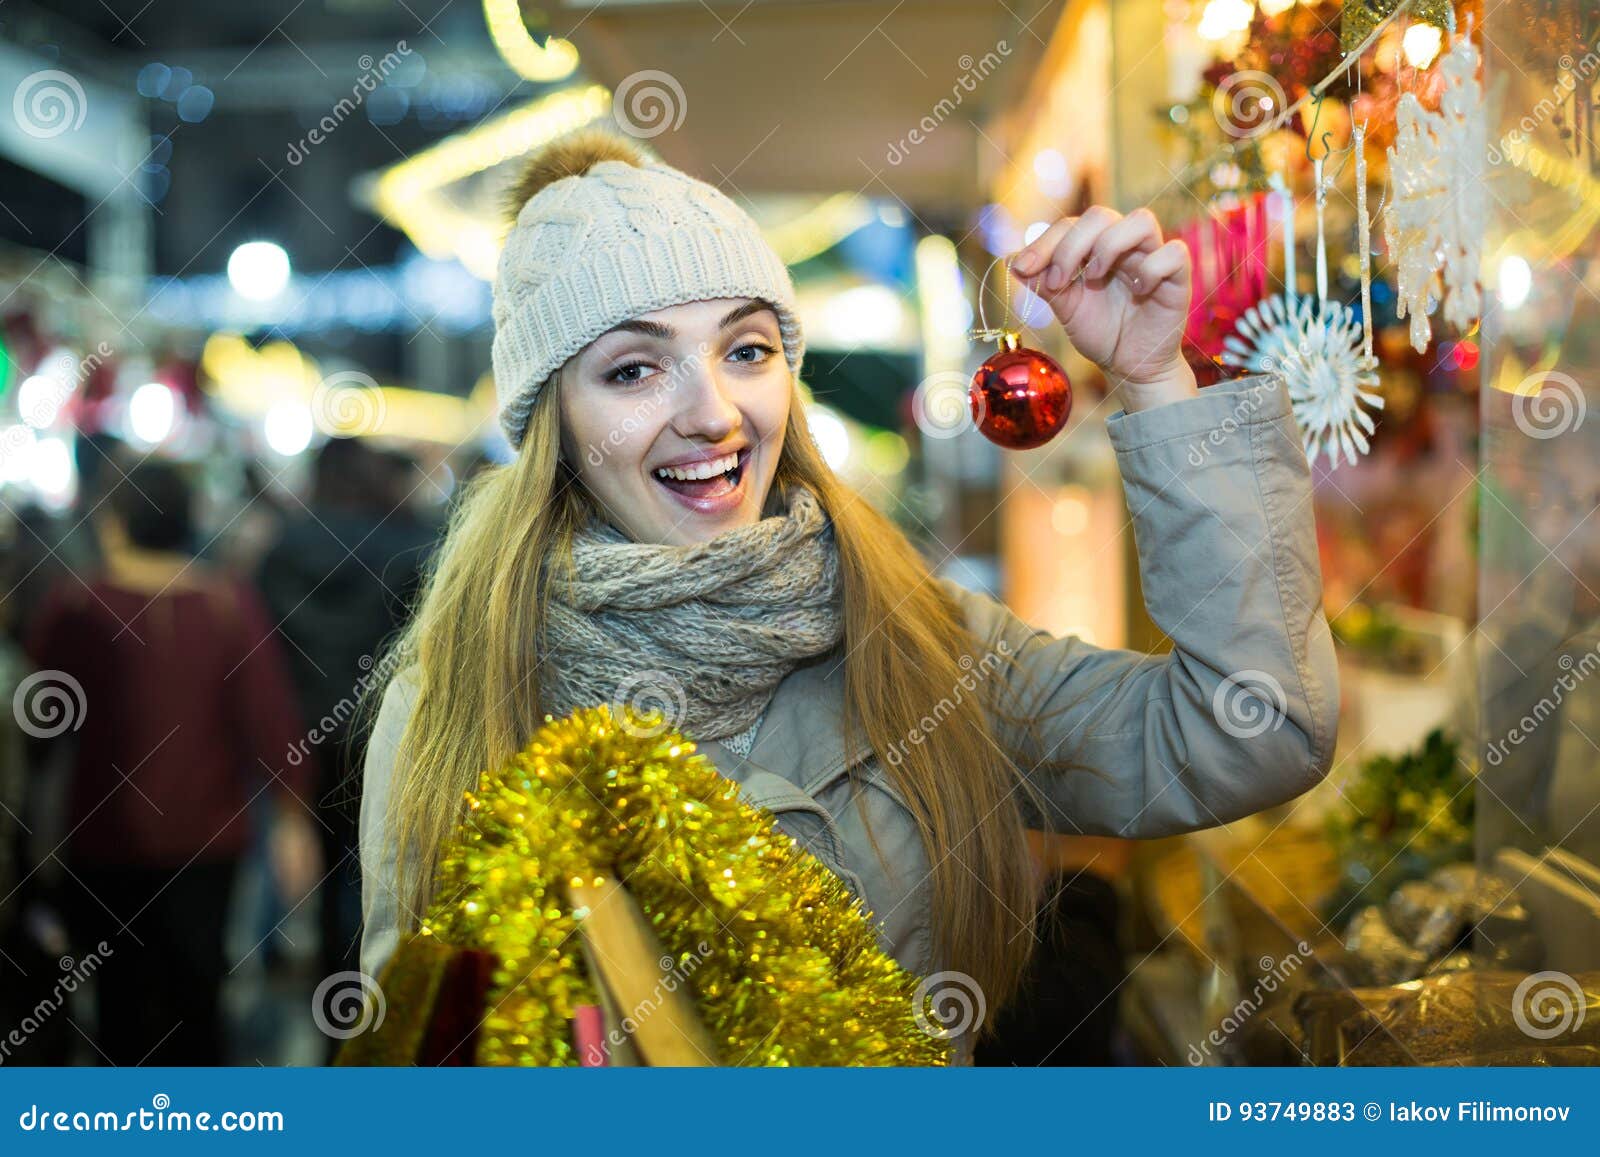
[1383,34,1488,353]
[1221,293,1383,468]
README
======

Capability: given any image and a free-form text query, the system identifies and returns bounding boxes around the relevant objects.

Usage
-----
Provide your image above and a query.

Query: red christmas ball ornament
[969,331,1072,450]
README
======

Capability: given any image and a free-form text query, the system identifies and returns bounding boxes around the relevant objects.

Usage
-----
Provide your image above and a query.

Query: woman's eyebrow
[599,302,774,343]
[602,318,675,340]
[719,300,775,329]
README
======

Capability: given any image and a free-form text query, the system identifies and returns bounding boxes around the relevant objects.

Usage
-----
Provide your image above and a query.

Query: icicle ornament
[1383,33,1488,352]
[1355,122,1376,361]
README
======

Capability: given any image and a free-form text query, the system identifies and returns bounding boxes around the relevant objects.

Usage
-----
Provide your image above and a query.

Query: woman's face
[558,297,792,545]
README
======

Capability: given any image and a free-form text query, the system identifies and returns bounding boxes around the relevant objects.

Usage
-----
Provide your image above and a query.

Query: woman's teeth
[654,452,739,482]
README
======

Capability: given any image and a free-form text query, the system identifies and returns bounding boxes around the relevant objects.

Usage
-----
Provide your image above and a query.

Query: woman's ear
[544,368,572,466]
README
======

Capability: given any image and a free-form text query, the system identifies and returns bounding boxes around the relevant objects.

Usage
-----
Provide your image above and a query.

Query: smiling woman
[559,297,790,542]
[357,127,1340,1063]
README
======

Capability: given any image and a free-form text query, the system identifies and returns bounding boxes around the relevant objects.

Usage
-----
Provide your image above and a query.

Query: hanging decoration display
[1383,31,1487,353]
[1340,0,1459,54]
[1223,293,1384,467]
[335,705,950,1067]
[1222,116,1383,469]
[968,256,1073,450]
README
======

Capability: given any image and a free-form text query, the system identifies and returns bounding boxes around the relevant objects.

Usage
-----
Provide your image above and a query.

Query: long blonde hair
[374,385,1054,1025]
[374,129,1051,1027]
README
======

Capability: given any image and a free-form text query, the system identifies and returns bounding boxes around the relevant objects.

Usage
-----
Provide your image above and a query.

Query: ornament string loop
[971,255,1018,342]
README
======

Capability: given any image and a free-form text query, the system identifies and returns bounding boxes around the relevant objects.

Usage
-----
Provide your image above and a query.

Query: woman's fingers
[1011,206,1171,296]
[1011,207,1117,291]
[1084,208,1162,282]
[1125,239,1191,299]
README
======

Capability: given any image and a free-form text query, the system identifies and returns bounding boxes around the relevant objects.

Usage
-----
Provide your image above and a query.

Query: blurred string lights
[367,83,611,278]
[0,345,109,510]
[135,62,215,122]
[198,333,495,446]
[127,380,179,446]
[145,249,491,335]
[225,241,292,302]
[130,61,213,207]
[365,83,885,281]
[483,0,579,82]
[803,393,911,481]
[0,325,499,514]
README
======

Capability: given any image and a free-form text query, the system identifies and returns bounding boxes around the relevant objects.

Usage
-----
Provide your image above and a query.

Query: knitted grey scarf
[540,485,844,741]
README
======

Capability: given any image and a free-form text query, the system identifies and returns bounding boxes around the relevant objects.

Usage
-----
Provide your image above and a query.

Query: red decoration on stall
[969,332,1072,450]
[1177,190,1274,378]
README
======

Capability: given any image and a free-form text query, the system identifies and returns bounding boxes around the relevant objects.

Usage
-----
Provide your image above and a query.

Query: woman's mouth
[651,448,750,514]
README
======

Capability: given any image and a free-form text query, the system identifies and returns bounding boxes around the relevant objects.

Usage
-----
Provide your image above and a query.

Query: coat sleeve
[946,372,1340,838]
[358,671,420,981]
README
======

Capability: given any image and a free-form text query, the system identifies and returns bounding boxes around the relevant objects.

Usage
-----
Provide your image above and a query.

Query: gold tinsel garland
[1340,0,1458,53]
[412,705,950,1066]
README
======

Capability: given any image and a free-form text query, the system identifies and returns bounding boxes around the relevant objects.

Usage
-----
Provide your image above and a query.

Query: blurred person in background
[257,437,433,1009]
[0,433,126,650]
[211,458,292,578]
[974,834,1131,1066]
[24,460,319,1065]
[0,511,77,1065]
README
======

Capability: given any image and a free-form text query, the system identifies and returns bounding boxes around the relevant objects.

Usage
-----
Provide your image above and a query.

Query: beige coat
[359,371,1339,997]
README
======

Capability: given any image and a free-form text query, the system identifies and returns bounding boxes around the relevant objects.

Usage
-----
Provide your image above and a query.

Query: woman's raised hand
[1010,207,1198,412]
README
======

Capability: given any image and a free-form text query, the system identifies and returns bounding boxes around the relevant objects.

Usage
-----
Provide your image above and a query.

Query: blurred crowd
[0,433,1131,1068]
[0,434,442,1065]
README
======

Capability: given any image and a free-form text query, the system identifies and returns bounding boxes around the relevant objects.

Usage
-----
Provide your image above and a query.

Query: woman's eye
[605,361,656,384]
[728,342,776,364]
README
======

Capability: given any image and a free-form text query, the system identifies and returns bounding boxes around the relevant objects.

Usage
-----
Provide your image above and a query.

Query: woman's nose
[671,364,742,440]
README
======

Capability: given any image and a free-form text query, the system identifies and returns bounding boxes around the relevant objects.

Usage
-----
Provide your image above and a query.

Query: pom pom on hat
[499,128,648,228]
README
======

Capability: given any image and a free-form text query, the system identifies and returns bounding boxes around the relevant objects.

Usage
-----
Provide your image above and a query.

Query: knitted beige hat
[492,130,805,448]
